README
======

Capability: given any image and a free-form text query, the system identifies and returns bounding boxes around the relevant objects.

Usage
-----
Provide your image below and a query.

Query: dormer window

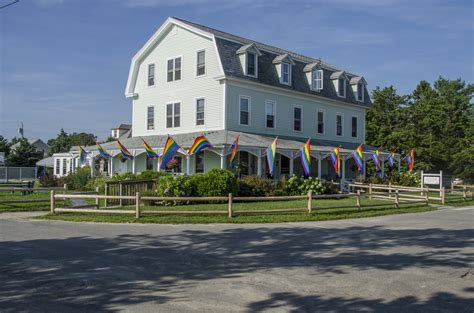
[273,54,294,86]
[350,76,367,102]
[236,43,262,78]
[357,83,364,101]
[312,69,323,91]
[338,78,346,97]
[247,52,256,77]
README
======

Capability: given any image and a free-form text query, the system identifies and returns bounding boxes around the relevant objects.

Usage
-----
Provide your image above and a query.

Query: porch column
[317,157,322,179]
[90,153,94,178]
[109,157,114,177]
[342,157,346,180]
[132,152,136,174]
[257,150,263,177]
[289,153,294,176]
[220,148,226,170]
[381,159,385,178]
[186,155,190,175]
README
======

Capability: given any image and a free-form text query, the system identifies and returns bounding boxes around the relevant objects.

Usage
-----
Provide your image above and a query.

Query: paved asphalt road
[0,208,473,313]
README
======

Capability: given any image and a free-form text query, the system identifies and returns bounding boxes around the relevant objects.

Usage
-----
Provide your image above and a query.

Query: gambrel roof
[125,17,372,107]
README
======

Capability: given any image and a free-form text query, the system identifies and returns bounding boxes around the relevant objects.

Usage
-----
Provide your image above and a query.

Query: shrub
[322,181,339,194]
[85,176,112,193]
[141,190,158,206]
[238,176,273,196]
[389,172,420,187]
[112,172,137,181]
[69,166,92,190]
[39,173,59,187]
[284,175,303,196]
[156,175,193,205]
[191,169,238,197]
[298,177,325,195]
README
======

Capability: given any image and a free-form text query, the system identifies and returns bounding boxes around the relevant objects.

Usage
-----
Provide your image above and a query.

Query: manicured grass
[38,198,435,224]
[0,191,51,212]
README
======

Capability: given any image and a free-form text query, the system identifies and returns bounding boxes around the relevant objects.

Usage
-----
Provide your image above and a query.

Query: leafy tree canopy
[48,129,97,155]
[6,139,44,167]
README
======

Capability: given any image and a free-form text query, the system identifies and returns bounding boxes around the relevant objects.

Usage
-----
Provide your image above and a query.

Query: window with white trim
[196,50,205,76]
[62,158,67,175]
[147,64,155,86]
[166,102,180,128]
[55,159,60,175]
[167,57,181,82]
[196,98,205,125]
[281,62,290,84]
[338,78,346,97]
[239,96,250,125]
[317,111,324,134]
[246,52,256,76]
[336,114,343,136]
[357,83,364,101]
[265,100,275,128]
[147,106,154,130]
[294,106,302,132]
[352,116,358,137]
[312,69,323,91]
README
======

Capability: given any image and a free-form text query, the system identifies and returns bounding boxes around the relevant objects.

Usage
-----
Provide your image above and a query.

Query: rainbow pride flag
[117,140,133,160]
[229,135,239,169]
[160,136,181,170]
[141,138,158,160]
[388,151,395,167]
[372,149,380,171]
[266,137,278,176]
[407,149,415,172]
[187,135,213,155]
[79,146,88,165]
[330,146,341,177]
[352,144,364,172]
[96,143,111,159]
[300,139,311,177]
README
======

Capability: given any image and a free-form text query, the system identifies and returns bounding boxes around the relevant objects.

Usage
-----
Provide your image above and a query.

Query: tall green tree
[48,129,71,155]
[0,135,10,157]
[7,139,43,167]
[69,132,97,147]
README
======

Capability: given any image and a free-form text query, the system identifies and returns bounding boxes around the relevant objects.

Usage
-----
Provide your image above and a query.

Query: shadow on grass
[0,224,472,312]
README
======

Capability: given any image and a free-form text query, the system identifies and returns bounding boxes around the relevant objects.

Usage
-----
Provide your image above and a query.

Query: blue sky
[0,0,472,141]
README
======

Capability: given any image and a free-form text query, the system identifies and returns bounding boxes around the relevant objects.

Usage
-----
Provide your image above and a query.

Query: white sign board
[423,176,440,185]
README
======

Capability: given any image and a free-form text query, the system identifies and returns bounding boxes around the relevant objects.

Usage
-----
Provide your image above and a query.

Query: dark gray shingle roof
[173,17,372,107]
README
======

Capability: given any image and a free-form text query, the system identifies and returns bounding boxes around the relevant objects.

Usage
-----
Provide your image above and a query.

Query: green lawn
[38,196,436,224]
[0,191,51,212]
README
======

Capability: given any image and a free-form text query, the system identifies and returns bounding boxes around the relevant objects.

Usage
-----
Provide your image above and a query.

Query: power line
[0,0,19,10]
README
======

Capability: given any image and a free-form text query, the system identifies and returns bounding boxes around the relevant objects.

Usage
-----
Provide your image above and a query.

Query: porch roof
[82,130,394,156]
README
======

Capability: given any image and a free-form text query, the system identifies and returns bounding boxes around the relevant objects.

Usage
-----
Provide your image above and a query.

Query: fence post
[63,184,67,195]
[425,188,429,205]
[50,190,56,214]
[19,168,22,181]
[95,186,100,209]
[369,183,373,200]
[356,190,361,210]
[119,183,123,207]
[228,193,233,218]
[388,182,392,198]
[463,186,467,201]
[135,192,141,219]
[395,189,399,208]
[450,181,454,194]
[104,183,108,208]
[307,191,312,214]
[441,187,445,205]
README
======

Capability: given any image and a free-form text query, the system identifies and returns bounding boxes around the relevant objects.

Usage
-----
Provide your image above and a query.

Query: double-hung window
[265,100,275,128]
[166,102,181,128]
[167,57,181,82]
[312,69,323,91]
[336,114,343,136]
[196,98,205,125]
[281,63,290,84]
[317,111,324,134]
[148,64,155,86]
[239,96,250,125]
[62,159,67,176]
[293,106,302,132]
[196,50,205,76]
[147,106,154,130]
[352,117,358,137]
[357,83,364,101]
[55,159,60,175]
[246,52,256,76]
[338,78,346,97]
